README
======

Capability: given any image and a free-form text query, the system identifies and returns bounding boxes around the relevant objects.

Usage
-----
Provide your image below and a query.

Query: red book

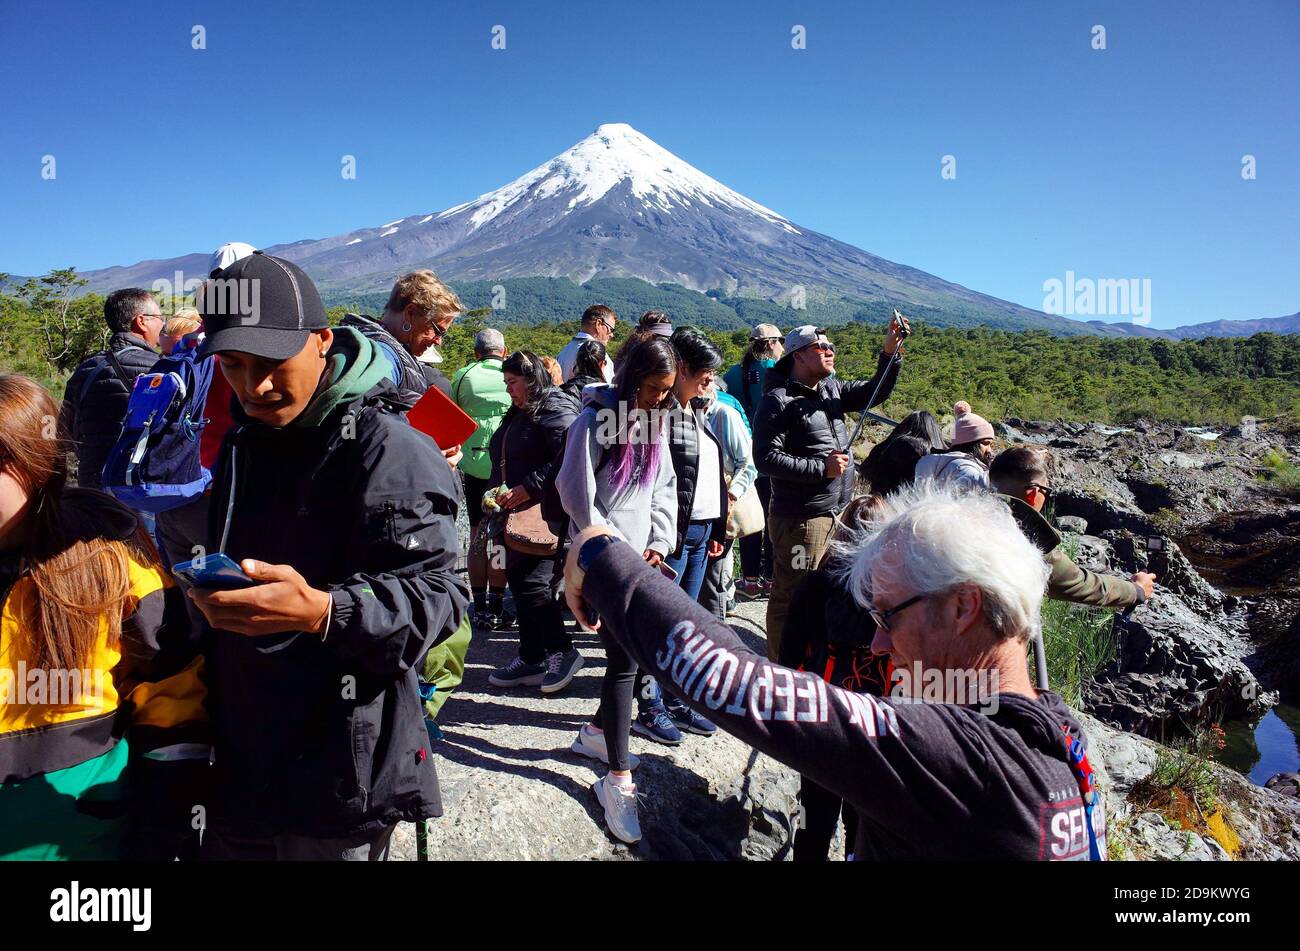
[407,383,478,448]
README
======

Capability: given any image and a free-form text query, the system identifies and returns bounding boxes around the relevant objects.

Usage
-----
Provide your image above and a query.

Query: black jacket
[60,332,158,488]
[667,398,729,556]
[753,352,900,519]
[203,380,468,838]
[488,388,577,501]
[559,373,603,409]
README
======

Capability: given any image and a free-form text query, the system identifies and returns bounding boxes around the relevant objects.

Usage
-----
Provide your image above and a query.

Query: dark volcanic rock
[1083,595,1269,739]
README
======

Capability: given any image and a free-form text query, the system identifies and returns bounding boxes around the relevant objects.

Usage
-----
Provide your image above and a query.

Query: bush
[1257,449,1300,498]
[1037,600,1115,708]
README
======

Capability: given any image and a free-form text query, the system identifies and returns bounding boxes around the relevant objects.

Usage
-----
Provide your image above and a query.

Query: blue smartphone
[171,553,259,590]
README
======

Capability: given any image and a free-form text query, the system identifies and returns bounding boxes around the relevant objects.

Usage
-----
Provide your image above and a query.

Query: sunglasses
[867,592,929,631]
[1027,482,1053,501]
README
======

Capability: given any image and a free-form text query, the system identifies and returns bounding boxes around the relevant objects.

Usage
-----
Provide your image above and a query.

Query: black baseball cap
[196,251,328,361]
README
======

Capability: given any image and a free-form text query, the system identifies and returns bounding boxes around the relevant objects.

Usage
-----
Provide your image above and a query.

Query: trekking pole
[842,309,910,454]
[1032,632,1049,692]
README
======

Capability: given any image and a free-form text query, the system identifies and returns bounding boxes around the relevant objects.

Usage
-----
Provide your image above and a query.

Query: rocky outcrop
[1083,595,1269,739]
[1030,418,1297,727]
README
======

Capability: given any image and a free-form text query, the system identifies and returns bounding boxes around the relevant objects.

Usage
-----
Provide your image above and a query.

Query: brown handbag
[500,423,560,557]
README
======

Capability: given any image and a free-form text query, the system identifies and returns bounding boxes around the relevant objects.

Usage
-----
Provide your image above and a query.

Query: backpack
[102,340,214,513]
[64,345,147,434]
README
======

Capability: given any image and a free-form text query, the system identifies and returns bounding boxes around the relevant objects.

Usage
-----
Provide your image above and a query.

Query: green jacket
[450,357,510,480]
[1001,495,1145,610]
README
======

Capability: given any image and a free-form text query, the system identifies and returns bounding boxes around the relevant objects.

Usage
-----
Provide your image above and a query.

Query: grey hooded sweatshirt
[557,383,678,556]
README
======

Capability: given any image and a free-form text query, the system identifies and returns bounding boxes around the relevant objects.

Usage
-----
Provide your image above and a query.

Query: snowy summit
[438,122,800,235]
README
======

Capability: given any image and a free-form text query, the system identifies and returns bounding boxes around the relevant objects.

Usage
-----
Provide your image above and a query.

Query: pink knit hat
[952,401,994,444]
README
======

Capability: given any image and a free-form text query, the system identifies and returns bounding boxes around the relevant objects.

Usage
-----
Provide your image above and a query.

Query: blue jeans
[665,521,712,603]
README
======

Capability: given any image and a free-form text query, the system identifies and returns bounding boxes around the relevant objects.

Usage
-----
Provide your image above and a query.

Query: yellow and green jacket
[0,518,207,860]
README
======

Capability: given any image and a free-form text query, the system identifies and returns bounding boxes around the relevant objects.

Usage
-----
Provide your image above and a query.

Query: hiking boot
[737,577,763,599]
[593,774,641,845]
[571,725,640,770]
[665,697,717,736]
[540,649,584,694]
[487,656,546,687]
[632,704,684,745]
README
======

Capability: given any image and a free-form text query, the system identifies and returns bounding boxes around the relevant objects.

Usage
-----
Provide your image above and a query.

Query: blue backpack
[102,339,214,513]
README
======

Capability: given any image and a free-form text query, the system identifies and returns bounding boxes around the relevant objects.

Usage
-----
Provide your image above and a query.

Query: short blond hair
[164,309,202,340]
[384,270,462,325]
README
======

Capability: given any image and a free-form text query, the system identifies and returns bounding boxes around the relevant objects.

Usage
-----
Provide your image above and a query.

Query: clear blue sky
[1,0,1295,328]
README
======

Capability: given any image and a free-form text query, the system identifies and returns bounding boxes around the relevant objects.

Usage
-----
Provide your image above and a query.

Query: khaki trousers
[765,514,835,661]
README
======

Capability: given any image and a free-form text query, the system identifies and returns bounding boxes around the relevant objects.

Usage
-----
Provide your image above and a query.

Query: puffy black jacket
[753,352,900,519]
[488,388,577,500]
[667,398,729,556]
[60,332,159,488]
[203,380,468,838]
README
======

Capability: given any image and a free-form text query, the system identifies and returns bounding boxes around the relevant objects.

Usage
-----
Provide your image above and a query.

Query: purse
[500,422,560,557]
[726,474,765,540]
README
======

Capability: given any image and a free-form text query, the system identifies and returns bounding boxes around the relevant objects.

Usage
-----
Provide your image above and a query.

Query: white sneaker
[570,725,640,770]
[593,773,641,844]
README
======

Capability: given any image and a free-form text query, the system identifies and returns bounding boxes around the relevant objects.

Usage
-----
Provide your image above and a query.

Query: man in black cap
[753,318,908,661]
[189,252,468,860]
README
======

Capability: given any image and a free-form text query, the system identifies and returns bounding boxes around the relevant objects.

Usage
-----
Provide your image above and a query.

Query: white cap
[208,242,258,277]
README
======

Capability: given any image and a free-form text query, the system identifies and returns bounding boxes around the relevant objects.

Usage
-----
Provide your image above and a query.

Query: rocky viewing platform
[391,416,1300,861]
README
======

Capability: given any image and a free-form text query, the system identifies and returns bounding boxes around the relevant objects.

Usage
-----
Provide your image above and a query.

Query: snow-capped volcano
[74,123,1069,330]
[440,123,799,236]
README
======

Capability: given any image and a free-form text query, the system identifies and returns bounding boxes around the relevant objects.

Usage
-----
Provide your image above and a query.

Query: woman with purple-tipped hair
[555,334,680,845]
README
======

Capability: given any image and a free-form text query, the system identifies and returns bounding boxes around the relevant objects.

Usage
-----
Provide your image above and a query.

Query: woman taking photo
[0,374,207,860]
[485,352,582,694]
[557,335,679,845]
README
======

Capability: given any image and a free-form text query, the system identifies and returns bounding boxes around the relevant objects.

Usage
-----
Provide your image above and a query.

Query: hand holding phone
[172,553,259,590]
